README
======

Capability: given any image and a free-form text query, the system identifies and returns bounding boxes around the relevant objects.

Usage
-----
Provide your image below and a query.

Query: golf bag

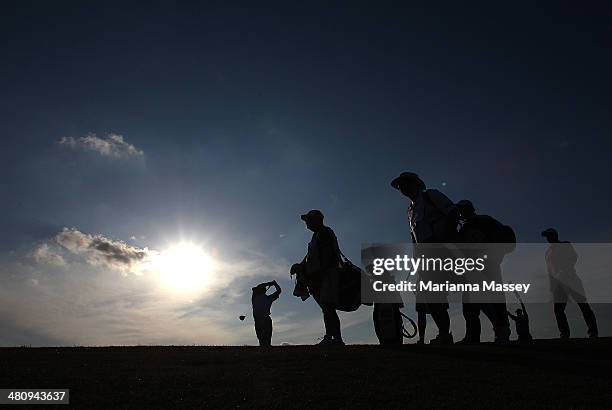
[460,214,516,254]
[335,255,363,312]
[373,303,417,345]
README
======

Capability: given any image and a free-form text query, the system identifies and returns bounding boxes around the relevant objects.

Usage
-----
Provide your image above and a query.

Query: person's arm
[290,261,305,277]
[268,280,282,300]
[426,189,459,242]
[317,228,340,270]
[545,249,555,291]
[567,242,578,267]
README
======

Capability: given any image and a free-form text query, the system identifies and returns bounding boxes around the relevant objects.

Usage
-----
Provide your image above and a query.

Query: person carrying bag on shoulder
[291,209,345,346]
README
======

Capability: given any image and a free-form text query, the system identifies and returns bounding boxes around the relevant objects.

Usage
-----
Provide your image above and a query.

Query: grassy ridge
[2,339,612,409]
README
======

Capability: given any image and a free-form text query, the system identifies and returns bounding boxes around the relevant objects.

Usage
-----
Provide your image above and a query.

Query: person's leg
[496,303,511,340]
[322,305,342,341]
[461,303,481,343]
[417,306,427,344]
[254,317,268,346]
[420,253,451,342]
[312,291,330,339]
[429,303,451,341]
[482,303,510,342]
[483,264,510,342]
[313,292,342,342]
[554,302,570,339]
[577,302,598,337]
[263,316,273,346]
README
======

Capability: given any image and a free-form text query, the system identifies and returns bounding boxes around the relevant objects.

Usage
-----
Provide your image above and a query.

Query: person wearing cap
[251,280,282,346]
[293,209,344,345]
[541,228,598,339]
[390,172,457,344]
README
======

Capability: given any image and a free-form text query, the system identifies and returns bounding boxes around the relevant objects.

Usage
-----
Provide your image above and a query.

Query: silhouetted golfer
[507,295,532,342]
[456,199,512,344]
[542,228,598,339]
[251,280,281,346]
[292,209,345,345]
[391,172,457,344]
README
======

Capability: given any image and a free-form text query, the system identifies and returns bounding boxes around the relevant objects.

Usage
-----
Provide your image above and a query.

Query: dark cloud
[54,228,151,274]
[89,237,147,266]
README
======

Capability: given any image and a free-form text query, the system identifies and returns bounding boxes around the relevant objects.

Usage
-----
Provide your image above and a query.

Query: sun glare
[154,242,215,293]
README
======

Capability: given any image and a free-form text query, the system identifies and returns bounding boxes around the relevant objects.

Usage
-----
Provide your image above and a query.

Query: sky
[1,1,611,346]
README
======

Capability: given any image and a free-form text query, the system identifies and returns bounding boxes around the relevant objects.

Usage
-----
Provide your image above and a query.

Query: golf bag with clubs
[373,303,417,345]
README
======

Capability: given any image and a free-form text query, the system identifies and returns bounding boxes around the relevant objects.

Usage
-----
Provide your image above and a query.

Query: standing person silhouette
[456,199,512,344]
[541,228,598,339]
[391,172,458,344]
[251,280,281,346]
[293,210,345,346]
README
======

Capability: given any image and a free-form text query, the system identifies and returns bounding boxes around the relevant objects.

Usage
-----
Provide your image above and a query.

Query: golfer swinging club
[251,280,282,346]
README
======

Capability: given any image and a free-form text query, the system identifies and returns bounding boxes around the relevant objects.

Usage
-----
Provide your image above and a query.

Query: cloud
[54,228,152,274]
[57,133,144,159]
[31,243,65,266]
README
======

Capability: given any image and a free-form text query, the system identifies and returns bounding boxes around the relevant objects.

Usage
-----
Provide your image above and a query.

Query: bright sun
[154,242,215,293]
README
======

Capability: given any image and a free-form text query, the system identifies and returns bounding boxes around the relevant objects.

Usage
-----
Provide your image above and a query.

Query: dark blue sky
[1,1,611,345]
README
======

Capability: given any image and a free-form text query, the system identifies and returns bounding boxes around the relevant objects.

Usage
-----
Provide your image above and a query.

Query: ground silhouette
[2,338,612,408]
